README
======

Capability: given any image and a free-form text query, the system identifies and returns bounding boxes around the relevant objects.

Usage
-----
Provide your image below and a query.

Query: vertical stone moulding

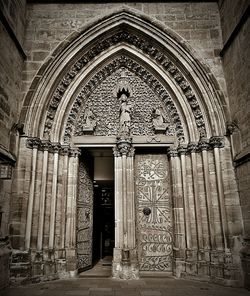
[112,138,138,279]
[168,147,185,278]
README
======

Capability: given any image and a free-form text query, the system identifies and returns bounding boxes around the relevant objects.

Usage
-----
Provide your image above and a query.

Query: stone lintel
[73,135,175,147]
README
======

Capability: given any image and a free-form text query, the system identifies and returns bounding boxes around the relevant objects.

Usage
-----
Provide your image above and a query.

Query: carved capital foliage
[60,145,70,156]
[177,145,188,156]
[167,147,178,158]
[210,136,224,148]
[51,142,61,153]
[41,140,51,151]
[187,142,198,153]
[26,137,41,149]
[198,138,210,151]
[42,29,207,142]
[116,137,133,156]
[69,148,81,158]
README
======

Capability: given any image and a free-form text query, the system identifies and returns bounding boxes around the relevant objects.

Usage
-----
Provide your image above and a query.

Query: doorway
[77,148,114,274]
[93,180,114,266]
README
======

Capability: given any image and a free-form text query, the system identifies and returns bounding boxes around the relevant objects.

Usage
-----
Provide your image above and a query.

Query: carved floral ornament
[42,30,207,142]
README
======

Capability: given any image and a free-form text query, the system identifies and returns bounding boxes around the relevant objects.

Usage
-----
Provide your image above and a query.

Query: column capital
[69,147,81,157]
[51,142,61,153]
[41,140,51,151]
[210,136,224,148]
[116,136,133,156]
[167,147,178,158]
[60,145,70,156]
[187,142,198,153]
[198,138,210,151]
[177,145,188,155]
[26,137,41,149]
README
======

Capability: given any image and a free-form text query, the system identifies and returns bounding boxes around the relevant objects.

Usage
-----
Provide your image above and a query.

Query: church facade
[0,0,249,289]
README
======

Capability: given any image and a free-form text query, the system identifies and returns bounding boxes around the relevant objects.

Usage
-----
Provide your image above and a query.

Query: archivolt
[22,6,228,144]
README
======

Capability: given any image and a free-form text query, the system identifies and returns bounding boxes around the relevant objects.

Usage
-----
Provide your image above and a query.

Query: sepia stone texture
[0,0,249,291]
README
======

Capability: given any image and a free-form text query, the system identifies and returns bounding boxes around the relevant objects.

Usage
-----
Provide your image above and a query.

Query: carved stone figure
[119,94,132,136]
[152,107,169,133]
[81,107,96,133]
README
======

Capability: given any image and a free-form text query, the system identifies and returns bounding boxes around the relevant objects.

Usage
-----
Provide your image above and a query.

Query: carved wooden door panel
[135,154,173,272]
[77,158,94,272]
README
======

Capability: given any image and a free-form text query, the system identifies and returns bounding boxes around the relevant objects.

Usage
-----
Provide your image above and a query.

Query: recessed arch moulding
[13,7,243,285]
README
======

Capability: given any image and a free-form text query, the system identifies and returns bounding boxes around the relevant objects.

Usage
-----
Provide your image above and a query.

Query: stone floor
[2,277,250,296]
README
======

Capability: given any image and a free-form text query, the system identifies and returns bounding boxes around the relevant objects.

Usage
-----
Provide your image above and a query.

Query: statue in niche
[119,93,132,136]
[152,107,169,133]
[81,107,96,133]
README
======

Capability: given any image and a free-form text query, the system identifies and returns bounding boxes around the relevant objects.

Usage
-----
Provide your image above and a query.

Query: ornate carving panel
[77,157,93,271]
[135,154,173,271]
[74,68,175,138]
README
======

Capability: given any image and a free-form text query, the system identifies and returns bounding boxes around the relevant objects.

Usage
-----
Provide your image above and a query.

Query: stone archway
[12,6,243,285]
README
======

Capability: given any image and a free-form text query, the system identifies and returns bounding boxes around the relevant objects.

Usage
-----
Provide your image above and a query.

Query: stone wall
[219,0,250,288]
[23,2,226,97]
[0,0,26,289]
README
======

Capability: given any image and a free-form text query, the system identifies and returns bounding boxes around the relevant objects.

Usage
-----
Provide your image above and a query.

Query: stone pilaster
[167,147,185,277]
[210,136,228,251]
[25,138,40,250]
[49,143,61,250]
[187,142,203,250]
[37,140,51,251]
[65,147,80,276]
[112,137,139,279]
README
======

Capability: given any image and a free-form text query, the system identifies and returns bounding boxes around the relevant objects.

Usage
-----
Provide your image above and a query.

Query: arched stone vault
[22,6,228,143]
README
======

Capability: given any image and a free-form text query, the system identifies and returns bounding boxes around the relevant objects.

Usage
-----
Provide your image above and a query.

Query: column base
[112,248,139,280]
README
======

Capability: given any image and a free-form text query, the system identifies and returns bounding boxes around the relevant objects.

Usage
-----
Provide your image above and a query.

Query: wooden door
[135,154,173,272]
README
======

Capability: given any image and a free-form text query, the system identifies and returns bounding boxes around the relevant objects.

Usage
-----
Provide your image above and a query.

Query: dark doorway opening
[93,180,114,266]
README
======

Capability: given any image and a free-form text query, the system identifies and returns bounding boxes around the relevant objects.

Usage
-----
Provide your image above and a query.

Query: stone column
[112,137,138,279]
[49,143,61,250]
[177,145,191,249]
[25,138,40,250]
[65,147,80,276]
[188,143,203,250]
[60,145,70,250]
[113,148,123,249]
[168,147,185,277]
[37,140,50,251]
[210,137,228,250]
[199,139,215,250]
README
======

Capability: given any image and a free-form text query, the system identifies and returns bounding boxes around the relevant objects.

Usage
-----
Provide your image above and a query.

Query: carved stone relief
[77,157,94,271]
[73,67,176,140]
[135,154,173,271]
[42,30,206,141]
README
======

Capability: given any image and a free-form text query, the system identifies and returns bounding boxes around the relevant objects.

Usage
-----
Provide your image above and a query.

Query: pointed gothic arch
[21,6,228,144]
[13,6,243,285]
